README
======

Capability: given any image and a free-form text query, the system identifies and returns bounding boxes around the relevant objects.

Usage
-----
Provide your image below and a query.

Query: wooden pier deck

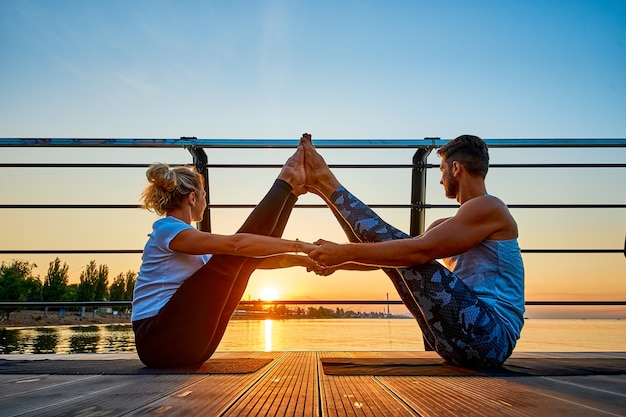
[1,351,625,416]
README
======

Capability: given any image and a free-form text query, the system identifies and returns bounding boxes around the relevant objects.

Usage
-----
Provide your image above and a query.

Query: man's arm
[309,196,516,267]
[426,217,451,231]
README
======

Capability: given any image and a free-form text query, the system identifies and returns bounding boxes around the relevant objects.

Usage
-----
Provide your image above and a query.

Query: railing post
[410,146,433,236]
[185,139,211,232]
[410,144,434,351]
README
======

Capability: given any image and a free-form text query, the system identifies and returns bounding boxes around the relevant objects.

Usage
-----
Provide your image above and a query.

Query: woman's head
[141,163,204,215]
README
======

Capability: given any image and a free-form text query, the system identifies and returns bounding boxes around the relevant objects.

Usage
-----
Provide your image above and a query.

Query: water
[1,319,625,354]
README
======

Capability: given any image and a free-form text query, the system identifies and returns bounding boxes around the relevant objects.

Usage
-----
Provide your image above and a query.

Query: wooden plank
[319,352,417,417]
[0,351,282,417]
[0,374,99,400]
[0,374,199,417]
[323,374,419,417]
[1,351,625,416]
[510,375,626,413]
[437,375,626,416]
[127,351,283,416]
[379,375,626,417]
[126,374,262,416]
[221,351,319,417]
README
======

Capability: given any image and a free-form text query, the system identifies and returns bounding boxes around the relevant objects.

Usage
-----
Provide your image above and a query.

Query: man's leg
[328,186,513,367]
[301,134,512,366]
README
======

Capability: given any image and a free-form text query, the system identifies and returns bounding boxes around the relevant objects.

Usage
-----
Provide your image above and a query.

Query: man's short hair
[436,135,489,178]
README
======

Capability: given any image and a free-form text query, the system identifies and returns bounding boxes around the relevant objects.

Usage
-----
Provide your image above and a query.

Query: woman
[132,143,316,368]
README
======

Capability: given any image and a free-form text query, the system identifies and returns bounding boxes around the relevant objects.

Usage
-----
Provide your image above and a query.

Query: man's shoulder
[460,194,507,213]
[470,195,518,239]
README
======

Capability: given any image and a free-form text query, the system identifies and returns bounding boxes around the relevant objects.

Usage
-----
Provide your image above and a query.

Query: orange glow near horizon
[259,287,280,302]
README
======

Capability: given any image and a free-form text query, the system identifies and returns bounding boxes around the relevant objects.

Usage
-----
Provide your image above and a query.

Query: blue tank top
[442,239,525,343]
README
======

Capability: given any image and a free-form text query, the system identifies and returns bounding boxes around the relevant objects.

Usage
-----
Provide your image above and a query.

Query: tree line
[1,258,403,321]
[262,305,395,319]
[0,258,136,304]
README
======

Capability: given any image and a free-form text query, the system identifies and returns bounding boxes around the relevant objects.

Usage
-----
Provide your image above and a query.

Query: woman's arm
[255,254,316,270]
[257,253,380,276]
[256,254,379,276]
[169,229,316,257]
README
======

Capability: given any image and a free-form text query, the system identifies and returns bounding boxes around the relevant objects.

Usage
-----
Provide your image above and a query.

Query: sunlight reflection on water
[264,319,272,352]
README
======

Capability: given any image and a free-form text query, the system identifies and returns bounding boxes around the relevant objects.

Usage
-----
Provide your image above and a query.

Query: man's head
[436,135,489,199]
[437,135,489,178]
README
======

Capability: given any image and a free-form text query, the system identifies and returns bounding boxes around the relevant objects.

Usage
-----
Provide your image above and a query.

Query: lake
[1,318,625,354]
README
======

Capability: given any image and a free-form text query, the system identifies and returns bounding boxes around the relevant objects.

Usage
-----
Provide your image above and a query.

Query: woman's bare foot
[300,133,341,198]
[278,142,307,196]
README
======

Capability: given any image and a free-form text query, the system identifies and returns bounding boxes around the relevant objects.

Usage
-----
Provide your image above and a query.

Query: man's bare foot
[300,133,341,198]
[278,142,307,196]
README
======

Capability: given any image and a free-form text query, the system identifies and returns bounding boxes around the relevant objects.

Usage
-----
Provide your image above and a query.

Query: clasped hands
[301,239,352,276]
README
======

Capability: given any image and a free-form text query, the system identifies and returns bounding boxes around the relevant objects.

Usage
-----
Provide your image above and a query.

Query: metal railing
[1,137,625,309]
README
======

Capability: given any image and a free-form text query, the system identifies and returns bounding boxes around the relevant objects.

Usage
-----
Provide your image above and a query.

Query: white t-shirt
[132,216,212,321]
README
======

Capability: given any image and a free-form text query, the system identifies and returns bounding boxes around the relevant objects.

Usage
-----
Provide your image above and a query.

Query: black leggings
[133,179,296,368]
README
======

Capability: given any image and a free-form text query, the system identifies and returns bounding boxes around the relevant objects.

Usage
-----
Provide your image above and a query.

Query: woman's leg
[327,186,513,367]
[135,149,304,367]
[199,191,298,359]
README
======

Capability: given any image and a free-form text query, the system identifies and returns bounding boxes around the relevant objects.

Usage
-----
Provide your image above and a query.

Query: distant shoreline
[0,310,131,330]
[4,310,620,330]
[0,310,414,330]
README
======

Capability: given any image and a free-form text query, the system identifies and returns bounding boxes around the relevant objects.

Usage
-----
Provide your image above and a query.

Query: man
[303,133,524,367]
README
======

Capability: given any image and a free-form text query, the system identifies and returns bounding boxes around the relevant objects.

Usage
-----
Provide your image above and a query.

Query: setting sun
[259,287,279,301]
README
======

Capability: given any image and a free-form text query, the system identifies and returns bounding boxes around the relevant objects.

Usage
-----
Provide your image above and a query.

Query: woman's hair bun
[146,163,177,192]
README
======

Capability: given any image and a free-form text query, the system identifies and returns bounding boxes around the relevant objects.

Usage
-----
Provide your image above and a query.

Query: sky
[0,0,625,319]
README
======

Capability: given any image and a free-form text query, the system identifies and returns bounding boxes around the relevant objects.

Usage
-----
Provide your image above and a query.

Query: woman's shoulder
[153,216,193,233]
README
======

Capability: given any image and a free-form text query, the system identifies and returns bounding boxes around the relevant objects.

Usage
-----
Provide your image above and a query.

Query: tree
[0,259,40,301]
[0,259,41,319]
[108,270,136,317]
[76,261,98,301]
[62,284,78,301]
[110,270,136,301]
[42,258,69,301]
[109,272,126,301]
[124,271,136,301]
[94,264,109,301]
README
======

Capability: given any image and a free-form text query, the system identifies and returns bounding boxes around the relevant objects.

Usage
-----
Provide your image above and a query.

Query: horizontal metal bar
[2,203,624,210]
[0,301,132,308]
[0,250,143,254]
[423,204,626,209]
[524,301,626,306]
[1,138,625,148]
[1,162,624,169]
[0,163,414,169]
[1,300,625,308]
[0,249,622,255]
[521,249,624,254]
[0,204,391,209]
[499,204,626,209]
[489,163,626,168]
[0,204,142,209]
[0,163,154,168]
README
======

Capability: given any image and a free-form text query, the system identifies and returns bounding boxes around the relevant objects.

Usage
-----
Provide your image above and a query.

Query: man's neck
[457,181,487,205]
